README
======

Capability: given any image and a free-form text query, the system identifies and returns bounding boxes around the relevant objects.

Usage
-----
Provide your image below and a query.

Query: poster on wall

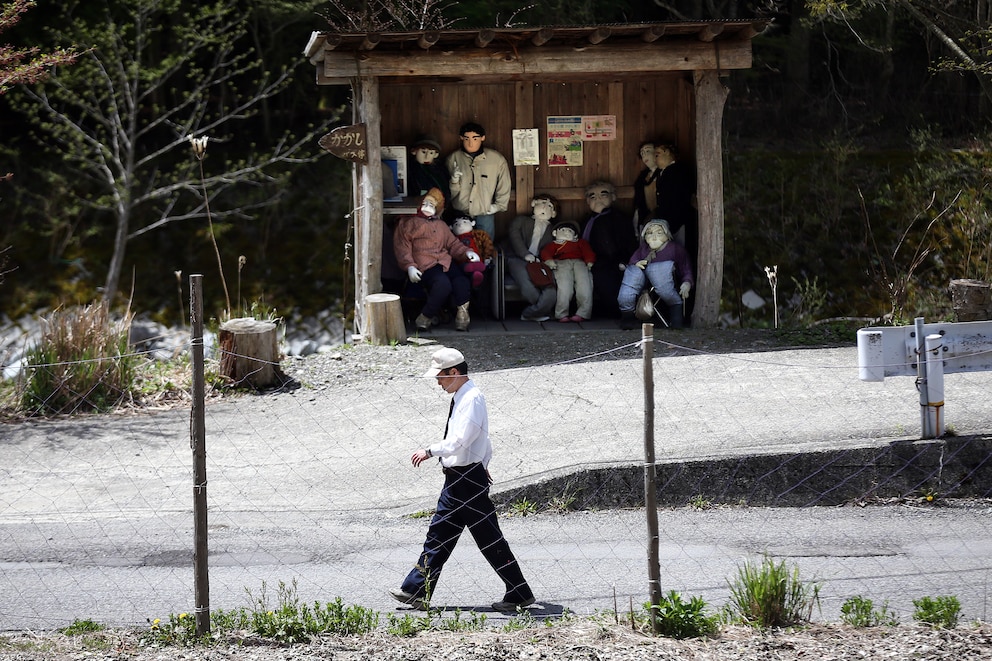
[381,145,407,201]
[546,116,583,167]
[583,115,616,141]
[512,128,540,166]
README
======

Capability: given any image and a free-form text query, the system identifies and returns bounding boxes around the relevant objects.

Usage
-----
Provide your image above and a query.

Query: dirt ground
[2,619,991,660]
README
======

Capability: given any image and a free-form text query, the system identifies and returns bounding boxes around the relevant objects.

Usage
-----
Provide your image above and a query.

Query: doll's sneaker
[558,316,571,323]
[415,314,433,330]
[568,315,586,323]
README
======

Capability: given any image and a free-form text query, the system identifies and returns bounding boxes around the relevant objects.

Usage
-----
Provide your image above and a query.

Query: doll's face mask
[639,144,657,169]
[554,226,577,243]
[419,195,439,217]
[413,146,439,165]
[532,199,557,222]
[644,225,669,250]
[585,187,614,214]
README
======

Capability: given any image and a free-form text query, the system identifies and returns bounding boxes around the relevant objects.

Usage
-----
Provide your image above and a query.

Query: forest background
[1,0,991,330]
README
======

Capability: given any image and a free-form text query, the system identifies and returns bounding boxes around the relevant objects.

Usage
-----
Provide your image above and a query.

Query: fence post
[925,333,945,438]
[189,274,210,636]
[914,317,932,439]
[642,322,661,634]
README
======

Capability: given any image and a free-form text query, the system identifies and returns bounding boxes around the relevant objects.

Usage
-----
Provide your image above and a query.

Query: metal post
[914,317,932,439]
[642,323,661,634]
[925,333,945,438]
[189,274,210,636]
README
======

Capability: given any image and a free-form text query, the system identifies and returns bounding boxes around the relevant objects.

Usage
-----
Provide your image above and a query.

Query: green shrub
[912,595,961,628]
[59,619,105,635]
[645,591,720,639]
[840,595,898,627]
[726,555,821,628]
[20,304,138,415]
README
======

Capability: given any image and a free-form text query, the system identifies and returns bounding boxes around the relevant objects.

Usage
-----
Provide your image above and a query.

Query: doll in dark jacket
[580,180,636,318]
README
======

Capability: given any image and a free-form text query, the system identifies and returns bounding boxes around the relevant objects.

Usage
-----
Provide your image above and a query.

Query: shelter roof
[304,20,768,83]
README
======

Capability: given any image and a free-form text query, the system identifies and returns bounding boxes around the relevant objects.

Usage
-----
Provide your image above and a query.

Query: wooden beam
[692,70,729,328]
[475,29,495,48]
[316,41,753,82]
[353,76,384,336]
[514,82,534,216]
[588,27,611,45]
[418,31,440,49]
[698,25,724,42]
[640,26,666,43]
[323,34,342,52]
[737,22,764,40]
[360,33,381,50]
[532,28,554,47]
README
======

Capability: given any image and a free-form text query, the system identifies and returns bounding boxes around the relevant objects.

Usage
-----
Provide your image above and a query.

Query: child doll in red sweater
[450,216,494,288]
[540,220,596,322]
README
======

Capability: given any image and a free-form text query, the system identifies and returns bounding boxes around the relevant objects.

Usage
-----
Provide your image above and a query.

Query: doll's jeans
[553,260,593,319]
[471,214,495,241]
[618,260,680,310]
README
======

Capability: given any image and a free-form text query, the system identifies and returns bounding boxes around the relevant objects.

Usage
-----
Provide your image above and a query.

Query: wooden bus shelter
[303,20,764,334]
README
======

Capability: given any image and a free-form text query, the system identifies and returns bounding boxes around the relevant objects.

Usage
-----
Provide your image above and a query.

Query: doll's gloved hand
[407,266,423,283]
[680,282,692,299]
[450,167,462,184]
[636,259,648,270]
[487,203,499,214]
[466,250,480,262]
[525,254,537,263]
[586,262,594,270]
[544,259,557,270]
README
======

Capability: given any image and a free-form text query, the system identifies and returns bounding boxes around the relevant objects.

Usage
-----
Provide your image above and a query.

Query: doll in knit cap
[450,215,494,288]
[409,134,450,204]
[617,219,693,330]
[540,220,596,323]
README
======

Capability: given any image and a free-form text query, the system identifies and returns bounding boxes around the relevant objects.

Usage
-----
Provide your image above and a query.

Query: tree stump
[218,317,281,388]
[949,279,992,322]
[364,293,406,345]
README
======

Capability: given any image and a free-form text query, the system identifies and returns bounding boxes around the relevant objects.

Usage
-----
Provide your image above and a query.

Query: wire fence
[2,317,992,632]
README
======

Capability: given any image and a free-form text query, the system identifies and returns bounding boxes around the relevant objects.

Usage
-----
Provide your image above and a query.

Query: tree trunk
[218,317,282,388]
[364,293,407,345]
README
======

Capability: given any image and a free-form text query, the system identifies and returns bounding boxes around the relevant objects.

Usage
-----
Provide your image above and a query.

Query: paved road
[2,338,991,630]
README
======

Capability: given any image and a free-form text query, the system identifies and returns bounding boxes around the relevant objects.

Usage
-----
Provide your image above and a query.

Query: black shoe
[389,588,427,610]
[618,312,637,330]
[492,596,535,611]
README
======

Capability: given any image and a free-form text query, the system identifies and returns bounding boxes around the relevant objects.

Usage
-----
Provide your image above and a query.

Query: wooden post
[218,317,281,388]
[364,293,406,345]
[353,76,384,338]
[693,70,729,328]
[188,275,210,637]
[949,279,992,321]
[642,322,661,634]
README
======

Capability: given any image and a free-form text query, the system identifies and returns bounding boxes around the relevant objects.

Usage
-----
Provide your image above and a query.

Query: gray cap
[423,347,465,377]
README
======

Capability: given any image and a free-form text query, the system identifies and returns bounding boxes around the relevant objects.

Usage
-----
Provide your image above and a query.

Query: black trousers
[401,463,532,602]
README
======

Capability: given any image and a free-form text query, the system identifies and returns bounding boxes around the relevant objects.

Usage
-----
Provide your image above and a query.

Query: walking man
[390,348,535,612]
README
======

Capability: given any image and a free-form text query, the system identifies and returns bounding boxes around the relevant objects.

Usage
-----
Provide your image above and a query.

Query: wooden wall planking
[377,75,692,239]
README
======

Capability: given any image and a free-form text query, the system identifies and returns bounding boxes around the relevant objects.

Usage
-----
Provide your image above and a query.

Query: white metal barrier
[857,317,992,439]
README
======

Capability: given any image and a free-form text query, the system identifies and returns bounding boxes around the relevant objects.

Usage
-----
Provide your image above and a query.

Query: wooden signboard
[318,123,368,163]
